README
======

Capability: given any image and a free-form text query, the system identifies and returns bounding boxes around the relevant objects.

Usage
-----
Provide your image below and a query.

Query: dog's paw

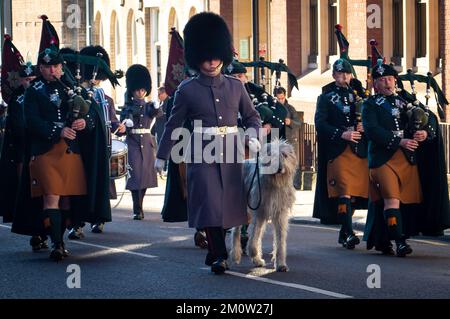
[231,253,242,265]
[276,265,289,272]
[252,258,266,268]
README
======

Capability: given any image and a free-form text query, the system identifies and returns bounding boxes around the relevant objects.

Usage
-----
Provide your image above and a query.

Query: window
[392,0,403,59]
[156,45,161,88]
[309,0,318,64]
[328,0,337,56]
[415,0,426,58]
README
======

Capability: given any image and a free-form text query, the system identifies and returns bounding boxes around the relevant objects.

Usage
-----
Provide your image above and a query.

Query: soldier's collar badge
[16,94,24,104]
[375,96,386,106]
[330,93,340,105]
[33,81,44,91]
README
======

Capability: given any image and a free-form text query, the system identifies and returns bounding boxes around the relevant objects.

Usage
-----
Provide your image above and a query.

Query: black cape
[0,88,26,223]
[160,97,189,223]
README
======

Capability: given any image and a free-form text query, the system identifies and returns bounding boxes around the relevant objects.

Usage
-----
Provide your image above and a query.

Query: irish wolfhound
[231,139,297,272]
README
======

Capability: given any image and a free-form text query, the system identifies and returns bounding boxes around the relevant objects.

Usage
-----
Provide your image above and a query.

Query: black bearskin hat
[59,47,77,77]
[183,12,233,71]
[79,45,111,81]
[125,64,151,96]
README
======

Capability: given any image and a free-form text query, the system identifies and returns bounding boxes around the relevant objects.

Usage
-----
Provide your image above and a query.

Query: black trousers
[131,189,147,214]
[204,227,228,264]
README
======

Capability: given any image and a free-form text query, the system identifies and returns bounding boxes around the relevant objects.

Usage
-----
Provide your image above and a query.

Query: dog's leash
[247,152,262,210]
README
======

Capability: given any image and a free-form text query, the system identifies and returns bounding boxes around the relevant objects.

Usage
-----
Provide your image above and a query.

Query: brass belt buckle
[218,126,227,134]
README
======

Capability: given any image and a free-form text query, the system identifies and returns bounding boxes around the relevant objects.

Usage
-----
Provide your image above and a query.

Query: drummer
[120,64,162,220]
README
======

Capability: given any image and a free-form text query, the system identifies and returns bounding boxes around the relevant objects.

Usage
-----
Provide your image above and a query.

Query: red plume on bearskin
[1,35,24,104]
[164,28,185,97]
[38,14,60,54]
[370,39,385,68]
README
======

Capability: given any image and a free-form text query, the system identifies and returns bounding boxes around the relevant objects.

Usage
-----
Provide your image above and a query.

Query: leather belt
[193,126,239,135]
[131,129,151,134]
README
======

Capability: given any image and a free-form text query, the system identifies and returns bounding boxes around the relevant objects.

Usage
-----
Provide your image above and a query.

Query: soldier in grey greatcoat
[122,64,162,220]
[155,12,261,274]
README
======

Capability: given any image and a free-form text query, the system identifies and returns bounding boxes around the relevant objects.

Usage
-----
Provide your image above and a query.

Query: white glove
[154,158,166,174]
[248,137,261,153]
[123,119,134,128]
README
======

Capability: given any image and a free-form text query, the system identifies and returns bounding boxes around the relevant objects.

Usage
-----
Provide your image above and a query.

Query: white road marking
[200,267,352,299]
[71,241,158,259]
[409,239,448,247]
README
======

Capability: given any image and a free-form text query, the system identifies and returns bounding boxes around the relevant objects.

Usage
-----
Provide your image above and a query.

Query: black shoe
[194,231,208,249]
[91,223,104,233]
[396,243,413,257]
[68,227,84,240]
[49,244,65,261]
[338,229,347,245]
[211,258,228,274]
[382,247,395,256]
[343,234,360,250]
[61,242,69,257]
[40,237,49,250]
[133,213,144,220]
[205,253,215,266]
[30,236,43,252]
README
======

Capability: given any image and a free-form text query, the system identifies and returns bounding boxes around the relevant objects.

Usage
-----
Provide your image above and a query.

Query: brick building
[2,0,450,122]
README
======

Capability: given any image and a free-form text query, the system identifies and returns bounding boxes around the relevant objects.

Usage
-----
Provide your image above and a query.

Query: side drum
[110,139,128,179]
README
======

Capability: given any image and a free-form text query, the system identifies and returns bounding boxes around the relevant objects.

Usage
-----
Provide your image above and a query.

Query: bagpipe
[241,57,299,93]
[335,24,448,126]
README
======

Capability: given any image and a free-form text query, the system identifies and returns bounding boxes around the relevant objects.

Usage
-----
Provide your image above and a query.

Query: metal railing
[297,123,318,171]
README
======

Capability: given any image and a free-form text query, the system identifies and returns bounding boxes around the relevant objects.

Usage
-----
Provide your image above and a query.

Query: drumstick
[113,119,133,135]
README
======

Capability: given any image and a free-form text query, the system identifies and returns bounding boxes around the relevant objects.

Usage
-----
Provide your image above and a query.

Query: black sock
[60,210,71,242]
[383,208,403,241]
[337,197,353,235]
[45,209,61,246]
